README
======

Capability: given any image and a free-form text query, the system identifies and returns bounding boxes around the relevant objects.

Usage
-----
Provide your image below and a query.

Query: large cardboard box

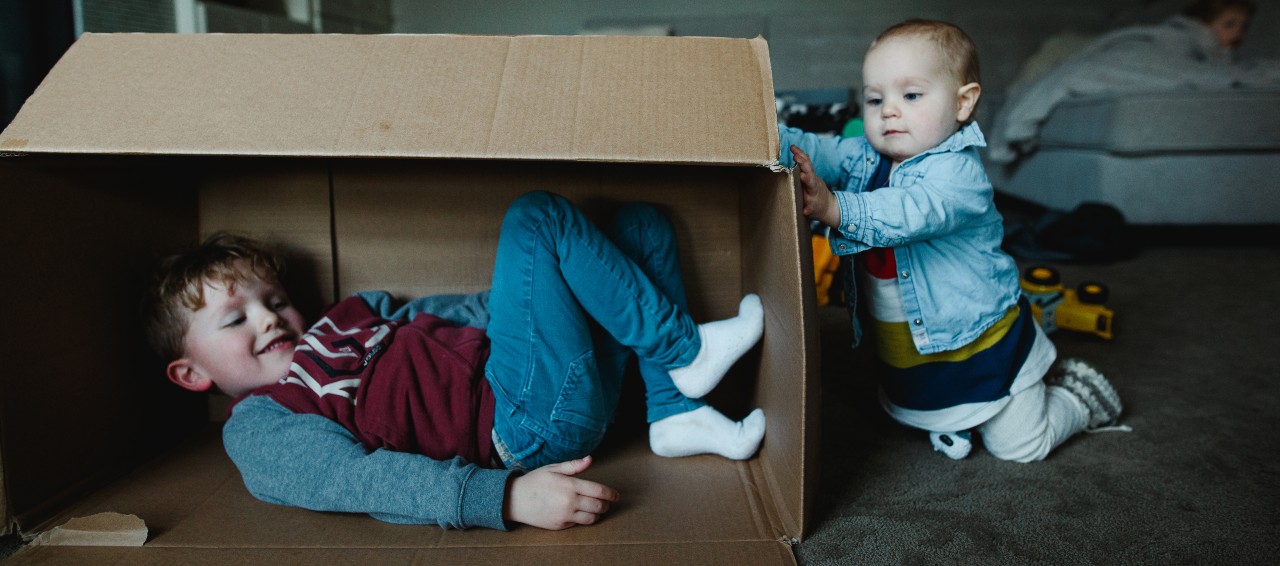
[0,33,819,564]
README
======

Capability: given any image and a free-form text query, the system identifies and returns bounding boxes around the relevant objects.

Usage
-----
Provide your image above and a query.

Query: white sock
[649,406,766,460]
[668,294,764,399]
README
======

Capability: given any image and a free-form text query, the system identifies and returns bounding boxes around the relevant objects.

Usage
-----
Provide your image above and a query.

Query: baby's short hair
[871,19,981,87]
[144,232,285,361]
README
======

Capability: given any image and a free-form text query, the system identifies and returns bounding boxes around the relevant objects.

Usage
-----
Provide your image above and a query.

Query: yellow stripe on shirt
[872,305,1021,369]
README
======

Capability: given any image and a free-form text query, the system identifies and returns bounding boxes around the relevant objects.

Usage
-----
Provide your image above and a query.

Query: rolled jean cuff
[491,428,527,472]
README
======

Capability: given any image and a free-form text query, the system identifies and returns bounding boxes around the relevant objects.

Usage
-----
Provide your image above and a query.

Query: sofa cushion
[1039,90,1280,153]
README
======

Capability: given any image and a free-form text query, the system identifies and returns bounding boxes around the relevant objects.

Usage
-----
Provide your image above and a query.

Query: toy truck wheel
[1023,265,1061,286]
[1076,281,1109,305]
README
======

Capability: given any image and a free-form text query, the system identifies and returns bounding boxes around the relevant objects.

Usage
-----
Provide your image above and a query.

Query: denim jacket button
[838,243,848,251]
[913,318,922,325]
[900,270,909,279]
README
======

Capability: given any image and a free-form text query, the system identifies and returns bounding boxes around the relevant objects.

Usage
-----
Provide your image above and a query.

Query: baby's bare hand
[790,145,838,227]
[504,455,620,530]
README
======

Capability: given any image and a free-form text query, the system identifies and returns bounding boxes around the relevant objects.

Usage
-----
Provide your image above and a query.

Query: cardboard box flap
[0,33,781,166]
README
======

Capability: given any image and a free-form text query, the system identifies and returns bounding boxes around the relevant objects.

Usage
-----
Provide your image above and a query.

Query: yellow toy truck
[1020,265,1115,340]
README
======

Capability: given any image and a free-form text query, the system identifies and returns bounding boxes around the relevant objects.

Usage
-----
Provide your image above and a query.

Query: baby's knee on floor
[984,435,1053,463]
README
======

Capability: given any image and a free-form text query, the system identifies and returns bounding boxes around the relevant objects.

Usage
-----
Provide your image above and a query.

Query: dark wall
[1,0,75,128]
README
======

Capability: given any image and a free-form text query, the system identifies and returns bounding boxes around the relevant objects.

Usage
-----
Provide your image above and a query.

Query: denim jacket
[779,122,1020,355]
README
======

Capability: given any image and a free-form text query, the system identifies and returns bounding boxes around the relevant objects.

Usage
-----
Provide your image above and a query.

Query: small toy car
[1020,265,1114,340]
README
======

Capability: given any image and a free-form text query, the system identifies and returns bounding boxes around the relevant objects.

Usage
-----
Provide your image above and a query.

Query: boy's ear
[956,82,981,123]
[167,359,213,393]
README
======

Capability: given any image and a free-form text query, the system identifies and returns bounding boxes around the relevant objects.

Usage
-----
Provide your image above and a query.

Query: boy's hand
[790,145,840,228]
[504,455,620,530]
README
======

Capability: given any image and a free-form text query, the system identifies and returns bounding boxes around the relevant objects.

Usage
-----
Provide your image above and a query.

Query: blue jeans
[485,191,705,470]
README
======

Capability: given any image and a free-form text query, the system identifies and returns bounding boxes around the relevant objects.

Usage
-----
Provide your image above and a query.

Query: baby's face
[180,264,305,397]
[861,35,965,165]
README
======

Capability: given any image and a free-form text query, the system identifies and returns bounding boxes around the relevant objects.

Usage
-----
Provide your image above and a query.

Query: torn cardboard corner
[30,512,148,547]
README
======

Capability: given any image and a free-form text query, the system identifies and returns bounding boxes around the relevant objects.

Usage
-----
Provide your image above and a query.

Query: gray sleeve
[356,290,491,329]
[222,394,513,530]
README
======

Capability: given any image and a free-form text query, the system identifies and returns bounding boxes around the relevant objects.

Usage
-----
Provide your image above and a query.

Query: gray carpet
[794,243,1280,565]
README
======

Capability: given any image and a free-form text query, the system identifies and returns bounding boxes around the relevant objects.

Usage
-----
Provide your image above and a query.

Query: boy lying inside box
[144,190,766,531]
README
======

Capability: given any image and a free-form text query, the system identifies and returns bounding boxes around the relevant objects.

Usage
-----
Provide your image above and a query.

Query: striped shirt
[856,159,1054,432]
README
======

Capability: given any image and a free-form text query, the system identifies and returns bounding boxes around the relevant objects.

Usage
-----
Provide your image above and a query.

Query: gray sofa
[992,89,1280,225]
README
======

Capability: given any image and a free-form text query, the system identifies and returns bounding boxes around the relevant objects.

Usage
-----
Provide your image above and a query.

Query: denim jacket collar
[902,121,987,167]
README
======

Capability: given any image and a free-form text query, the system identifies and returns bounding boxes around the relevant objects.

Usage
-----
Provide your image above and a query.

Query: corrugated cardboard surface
[1,33,779,165]
[0,157,205,533]
[6,428,794,564]
[331,160,743,318]
[0,32,810,565]
[740,170,821,538]
[2,161,808,564]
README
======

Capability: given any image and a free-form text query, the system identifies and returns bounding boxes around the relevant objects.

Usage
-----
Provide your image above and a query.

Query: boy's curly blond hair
[144,232,286,361]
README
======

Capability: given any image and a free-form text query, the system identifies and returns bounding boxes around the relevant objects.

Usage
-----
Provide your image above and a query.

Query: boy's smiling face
[861,34,976,166]
[166,261,305,398]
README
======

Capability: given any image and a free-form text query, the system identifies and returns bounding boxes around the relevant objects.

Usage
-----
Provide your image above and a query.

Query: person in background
[1185,0,1254,51]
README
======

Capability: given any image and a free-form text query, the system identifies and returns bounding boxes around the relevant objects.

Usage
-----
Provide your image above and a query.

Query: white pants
[980,380,1088,463]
